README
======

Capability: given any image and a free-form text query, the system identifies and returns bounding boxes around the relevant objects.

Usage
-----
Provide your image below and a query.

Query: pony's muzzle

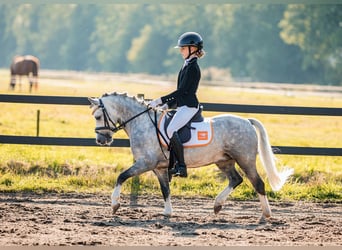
[96,131,113,146]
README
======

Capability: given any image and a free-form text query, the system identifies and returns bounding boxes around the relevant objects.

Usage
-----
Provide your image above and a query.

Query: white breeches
[166,105,199,138]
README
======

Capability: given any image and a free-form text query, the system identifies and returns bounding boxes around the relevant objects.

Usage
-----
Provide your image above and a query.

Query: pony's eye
[95,115,102,121]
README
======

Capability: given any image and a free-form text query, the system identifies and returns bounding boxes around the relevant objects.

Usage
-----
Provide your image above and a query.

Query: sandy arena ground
[0,192,341,246]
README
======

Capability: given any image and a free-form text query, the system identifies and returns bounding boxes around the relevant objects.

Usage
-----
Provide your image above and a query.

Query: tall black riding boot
[169,132,187,177]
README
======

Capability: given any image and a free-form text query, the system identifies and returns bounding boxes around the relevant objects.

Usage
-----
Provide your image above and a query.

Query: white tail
[248,118,293,191]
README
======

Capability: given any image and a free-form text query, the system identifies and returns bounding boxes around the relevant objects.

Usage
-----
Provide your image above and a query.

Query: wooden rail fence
[1,94,341,156]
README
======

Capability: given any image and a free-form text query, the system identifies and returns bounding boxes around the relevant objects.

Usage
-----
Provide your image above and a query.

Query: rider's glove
[149,98,162,108]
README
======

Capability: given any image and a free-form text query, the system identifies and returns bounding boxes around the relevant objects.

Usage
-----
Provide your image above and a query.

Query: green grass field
[0,69,341,201]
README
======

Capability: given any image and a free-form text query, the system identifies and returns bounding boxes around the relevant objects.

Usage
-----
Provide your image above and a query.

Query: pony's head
[88,92,152,146]
[88,97,115,146]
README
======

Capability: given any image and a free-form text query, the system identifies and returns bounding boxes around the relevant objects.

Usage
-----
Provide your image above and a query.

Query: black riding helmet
[175,32,203,50]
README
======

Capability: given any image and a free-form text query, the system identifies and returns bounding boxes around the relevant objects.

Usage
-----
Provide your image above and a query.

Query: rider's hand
[149,98,162,108]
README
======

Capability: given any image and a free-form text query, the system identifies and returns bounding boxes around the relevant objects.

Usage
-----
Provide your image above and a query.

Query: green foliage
[0,4,340,85]
[280,4,342,85]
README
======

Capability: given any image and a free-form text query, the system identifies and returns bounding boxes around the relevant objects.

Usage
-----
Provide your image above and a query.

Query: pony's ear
[88,97,99,108]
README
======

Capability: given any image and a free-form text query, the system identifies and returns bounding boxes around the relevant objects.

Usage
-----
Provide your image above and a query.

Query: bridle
[94,98,169,159]
[94,98,152,135]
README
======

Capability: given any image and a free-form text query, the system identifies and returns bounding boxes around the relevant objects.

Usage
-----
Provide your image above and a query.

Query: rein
[147,110,169,160]
[95,98,152,134]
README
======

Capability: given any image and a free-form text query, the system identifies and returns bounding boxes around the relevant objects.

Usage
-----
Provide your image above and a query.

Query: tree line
[0,4,341,85]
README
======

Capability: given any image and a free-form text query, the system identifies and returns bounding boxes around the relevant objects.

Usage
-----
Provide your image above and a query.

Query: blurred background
[0,4,341,86]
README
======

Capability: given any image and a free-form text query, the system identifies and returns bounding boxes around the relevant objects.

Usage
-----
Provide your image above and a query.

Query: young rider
[149,31,205,177]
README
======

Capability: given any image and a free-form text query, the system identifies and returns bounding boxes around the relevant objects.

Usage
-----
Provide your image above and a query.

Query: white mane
[102,92,149,107]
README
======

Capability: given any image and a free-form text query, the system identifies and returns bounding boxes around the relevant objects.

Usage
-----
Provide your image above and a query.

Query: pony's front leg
[111,159,153,214]
[111,184,122,213]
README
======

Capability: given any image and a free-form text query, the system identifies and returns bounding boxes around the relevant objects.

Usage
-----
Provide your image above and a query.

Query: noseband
[95,99,120,134]
[94,98,152,135]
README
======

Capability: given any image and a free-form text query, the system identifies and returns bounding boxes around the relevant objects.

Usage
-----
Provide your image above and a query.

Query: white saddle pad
[158,112,213,148]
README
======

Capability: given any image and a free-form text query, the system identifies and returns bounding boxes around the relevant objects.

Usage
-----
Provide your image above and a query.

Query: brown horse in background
[10,55,40,92]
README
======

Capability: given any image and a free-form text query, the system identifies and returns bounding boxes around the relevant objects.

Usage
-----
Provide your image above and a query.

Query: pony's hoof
[258,215,270,224]
[163,207,172,217]
[163,213,172,218]
[112,203,121,214]
[214,205,222,214]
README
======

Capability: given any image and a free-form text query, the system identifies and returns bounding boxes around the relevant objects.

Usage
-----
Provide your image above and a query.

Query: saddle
[163,106,204,144]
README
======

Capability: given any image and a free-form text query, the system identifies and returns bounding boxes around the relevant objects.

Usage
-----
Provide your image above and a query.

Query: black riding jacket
[161,57,200,108]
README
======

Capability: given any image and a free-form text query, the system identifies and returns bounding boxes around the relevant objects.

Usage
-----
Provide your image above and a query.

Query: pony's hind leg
[237,158,271,220]
[214,160,243,214]
[33,76,38,91]
[153,167,172,216]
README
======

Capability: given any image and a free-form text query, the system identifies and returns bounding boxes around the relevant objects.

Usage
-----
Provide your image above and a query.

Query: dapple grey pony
[88,92,293,220]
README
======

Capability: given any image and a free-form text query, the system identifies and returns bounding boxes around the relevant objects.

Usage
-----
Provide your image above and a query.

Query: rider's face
[179,46,188,59]
[179,46,196,59]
